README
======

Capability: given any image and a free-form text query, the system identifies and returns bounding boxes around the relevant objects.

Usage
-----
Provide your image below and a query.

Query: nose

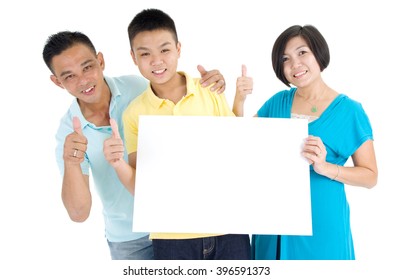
[290,56,302,69]
[150,53,163,66]
[78,72,90,86]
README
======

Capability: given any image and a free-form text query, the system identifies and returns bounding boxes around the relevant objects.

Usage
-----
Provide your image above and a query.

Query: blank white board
[133,116,311,235]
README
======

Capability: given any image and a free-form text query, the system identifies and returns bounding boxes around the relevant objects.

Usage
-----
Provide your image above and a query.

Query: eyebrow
[59,59,94,78]
[296,44,309,51]
[283,44,309,57]
[135,41,172,52]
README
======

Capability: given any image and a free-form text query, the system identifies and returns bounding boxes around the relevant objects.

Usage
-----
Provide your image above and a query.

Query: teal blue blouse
[252,88,373,260]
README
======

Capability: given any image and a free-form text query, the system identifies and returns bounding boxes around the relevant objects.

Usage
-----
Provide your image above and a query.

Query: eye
[282,56,289,63]
[299,50,307,56]
[64,74,75,81]
[83,64,93,72]
[140,52,150,57]
[161,48,170,53]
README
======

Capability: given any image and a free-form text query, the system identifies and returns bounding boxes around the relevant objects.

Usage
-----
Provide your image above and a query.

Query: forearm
[320,163,378,189]
[113,158,136,195]
[232,95,246,117]
[62,163,91,222]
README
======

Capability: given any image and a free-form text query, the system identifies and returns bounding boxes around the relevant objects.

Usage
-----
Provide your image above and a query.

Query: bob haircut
[272,25,330,87]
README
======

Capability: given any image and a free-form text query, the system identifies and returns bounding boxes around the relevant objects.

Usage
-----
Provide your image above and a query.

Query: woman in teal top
[233,25,378,259]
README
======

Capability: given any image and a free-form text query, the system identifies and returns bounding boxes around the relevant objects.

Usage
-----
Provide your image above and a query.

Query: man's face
[50,43,106,105]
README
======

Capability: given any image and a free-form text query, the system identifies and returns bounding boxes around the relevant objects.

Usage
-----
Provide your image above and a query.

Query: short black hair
[127,8,178,50]
[42,31,96,73]
[271,25,330,87]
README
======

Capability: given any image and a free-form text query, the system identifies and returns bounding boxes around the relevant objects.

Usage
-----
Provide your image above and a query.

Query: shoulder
[123,90,149,115]
[182,71,222,97]
[105,75,148,92]
[273,87,295,99]
[181,71,200,89]
[332,94,372,132]
[265,87,295,105]
[257,88,295,117]
[124,90,146,105]
[107,74,147,85]
[336,94,367,113]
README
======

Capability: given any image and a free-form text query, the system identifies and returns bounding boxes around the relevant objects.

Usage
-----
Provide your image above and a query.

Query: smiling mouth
[294,70,307,78]
[82,86,95,95]
[152,69,166,74]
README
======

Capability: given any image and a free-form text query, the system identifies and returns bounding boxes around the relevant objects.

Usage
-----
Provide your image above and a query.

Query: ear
[50,75,64,89]
[177,41,181,57]
[97,52,105,70]
[130,50,138,65]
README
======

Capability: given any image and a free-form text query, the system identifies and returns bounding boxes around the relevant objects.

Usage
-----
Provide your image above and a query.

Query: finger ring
[73,149,78,157]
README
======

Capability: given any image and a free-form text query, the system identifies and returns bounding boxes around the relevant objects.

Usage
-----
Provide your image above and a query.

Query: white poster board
[133,116,311,235]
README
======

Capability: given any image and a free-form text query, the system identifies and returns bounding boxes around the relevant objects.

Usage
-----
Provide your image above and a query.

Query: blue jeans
[153,234,251,260]
[107,235,153,260]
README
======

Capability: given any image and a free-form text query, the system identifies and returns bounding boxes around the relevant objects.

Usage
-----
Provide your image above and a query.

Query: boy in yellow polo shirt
[111,8,250,260]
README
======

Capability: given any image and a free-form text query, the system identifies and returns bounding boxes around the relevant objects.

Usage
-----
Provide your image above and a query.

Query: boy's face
[50,43,106,105]
[130,29,181,85]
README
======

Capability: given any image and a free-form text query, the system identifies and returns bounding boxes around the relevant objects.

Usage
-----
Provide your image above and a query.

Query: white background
[1,0,391,279]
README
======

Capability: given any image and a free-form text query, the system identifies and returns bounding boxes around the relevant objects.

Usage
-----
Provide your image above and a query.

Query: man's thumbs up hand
[63,116,87,162]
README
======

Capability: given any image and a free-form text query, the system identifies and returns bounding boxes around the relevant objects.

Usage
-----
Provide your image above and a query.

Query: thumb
[110,118,121,139]
[197,64,207,76]
[242,64,247,77]
[73,116,83,135]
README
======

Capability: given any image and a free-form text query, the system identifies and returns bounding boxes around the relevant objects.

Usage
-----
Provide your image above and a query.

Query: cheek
[311,61,322,73]
[283,66,292,79]
[65,76,87,92]
[131,55,139,65]
[167,53,179,66]
[62,83,79,97]
[135,61,151,77]
[68,83,80,95]
[137,60,150,71]
[60,80,74,91]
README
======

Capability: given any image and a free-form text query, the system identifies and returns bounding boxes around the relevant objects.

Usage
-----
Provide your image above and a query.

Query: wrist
[234,93,247,103]
[331,164,340,181]
[332,164,340,181]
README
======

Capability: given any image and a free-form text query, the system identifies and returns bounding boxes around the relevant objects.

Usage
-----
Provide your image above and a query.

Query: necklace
[296,89,326,113]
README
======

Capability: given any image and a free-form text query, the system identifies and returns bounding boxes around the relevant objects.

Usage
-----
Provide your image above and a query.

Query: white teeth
[294,71,306,77]
[84,87,94,93]
[153,69,165,74]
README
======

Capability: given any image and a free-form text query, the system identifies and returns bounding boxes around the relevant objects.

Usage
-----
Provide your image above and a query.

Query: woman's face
[282,36,321,88]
